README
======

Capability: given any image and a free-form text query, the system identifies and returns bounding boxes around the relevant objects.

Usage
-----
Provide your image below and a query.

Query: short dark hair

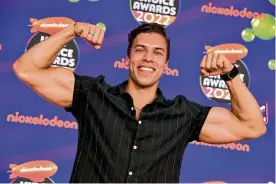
[127,23,170,61]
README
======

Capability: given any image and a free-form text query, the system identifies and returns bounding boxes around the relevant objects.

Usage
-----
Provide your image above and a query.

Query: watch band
[220,65,239,81]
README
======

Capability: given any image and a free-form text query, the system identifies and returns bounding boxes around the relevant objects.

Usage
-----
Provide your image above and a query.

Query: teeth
[140,67,153,71]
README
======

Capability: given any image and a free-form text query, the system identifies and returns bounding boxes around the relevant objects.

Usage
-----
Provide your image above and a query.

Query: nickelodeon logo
[8,160,57,183]
[201,3,265,19]
[28,17,75,35]
[6,112,78,130]
[190,141,250,152]
[113,58,179,76]
[204,43,248,63]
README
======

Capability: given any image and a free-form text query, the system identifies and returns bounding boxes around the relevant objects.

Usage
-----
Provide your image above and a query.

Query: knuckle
[91,25,96,29]
[87,36,93,41]
[100,34,104,41]
[84,23,89,28]
[96,39,101,44]
[93,38,98,43]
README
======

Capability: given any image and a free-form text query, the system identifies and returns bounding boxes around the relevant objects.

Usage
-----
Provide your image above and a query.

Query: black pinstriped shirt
[65,74,212,183]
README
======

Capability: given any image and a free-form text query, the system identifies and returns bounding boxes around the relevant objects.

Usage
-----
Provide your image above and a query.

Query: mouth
[138,66,155,73]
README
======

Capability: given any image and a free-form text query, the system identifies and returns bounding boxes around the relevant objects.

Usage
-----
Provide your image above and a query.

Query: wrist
[220,64,239,81]
[49,23,77,46]
[71,21,83,38]
[70,22,78,38]
[60,22,78,40]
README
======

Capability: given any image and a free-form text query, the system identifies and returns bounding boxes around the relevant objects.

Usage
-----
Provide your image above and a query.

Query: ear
[165,61,169,68]
[162,62,169,73]
[125,56,130,66]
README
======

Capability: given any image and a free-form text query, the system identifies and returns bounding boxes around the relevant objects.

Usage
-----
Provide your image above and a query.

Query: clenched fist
[200,53,234,76]
[73,22,105,49]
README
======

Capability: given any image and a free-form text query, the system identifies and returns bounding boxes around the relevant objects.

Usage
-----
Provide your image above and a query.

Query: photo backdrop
[0,0,275,183]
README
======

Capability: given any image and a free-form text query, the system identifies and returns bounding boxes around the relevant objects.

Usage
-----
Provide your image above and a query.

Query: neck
[125,78,158,110]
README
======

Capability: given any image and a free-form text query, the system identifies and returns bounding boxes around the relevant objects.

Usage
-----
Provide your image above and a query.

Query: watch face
[200,60,250,104]
[222,65,239,80]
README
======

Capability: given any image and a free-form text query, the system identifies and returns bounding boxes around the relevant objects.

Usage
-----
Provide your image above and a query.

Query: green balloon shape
[241,28,255,42]
[69,0,80,2]
[268,59,276,70]
[251,14,276,40]
[269,0,275,5]
[96,22,106,31]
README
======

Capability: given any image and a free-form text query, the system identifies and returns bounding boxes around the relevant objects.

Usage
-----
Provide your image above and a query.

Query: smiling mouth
[138,67,155,72]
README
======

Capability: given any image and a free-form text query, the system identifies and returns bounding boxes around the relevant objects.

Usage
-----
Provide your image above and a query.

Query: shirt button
[133,145,137,149]
[129,171,133,175]
[138,120,142,124]
[131,107,134,111]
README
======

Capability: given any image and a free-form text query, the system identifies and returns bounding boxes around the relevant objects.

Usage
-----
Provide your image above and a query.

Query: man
[13,22,266,183]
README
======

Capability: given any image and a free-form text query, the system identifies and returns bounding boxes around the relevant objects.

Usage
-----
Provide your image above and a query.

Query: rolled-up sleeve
[65,73,104,119]
[186,100,213,142]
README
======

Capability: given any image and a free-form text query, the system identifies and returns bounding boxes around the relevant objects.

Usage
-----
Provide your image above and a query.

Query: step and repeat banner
[0,0,275,183]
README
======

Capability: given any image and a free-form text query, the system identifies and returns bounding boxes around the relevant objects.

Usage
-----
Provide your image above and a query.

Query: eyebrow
[134,44,165,52]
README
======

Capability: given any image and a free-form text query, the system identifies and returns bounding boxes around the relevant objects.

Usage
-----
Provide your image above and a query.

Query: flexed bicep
[198,107,265,144]
[14,65,75,108]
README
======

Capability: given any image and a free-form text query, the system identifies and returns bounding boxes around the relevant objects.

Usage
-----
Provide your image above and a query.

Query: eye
[135,48,144,52]
[155,51,163,56]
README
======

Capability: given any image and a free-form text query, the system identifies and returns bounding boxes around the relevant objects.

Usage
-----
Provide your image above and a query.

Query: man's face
[127,33,168,88]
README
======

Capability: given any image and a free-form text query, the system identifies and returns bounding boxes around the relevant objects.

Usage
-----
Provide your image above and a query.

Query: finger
[217,54,224,68]
[222,55,233,71]
[94,28,105,49]
[87,24,96,42]
[92,25,101,44]
[217,58,224,69]
[200,55,207,69]
[200,69,209,76]
[211,53,219,70]
[81,23,89,38]
[209,71,221,76]
[74,22,83,36]
[206,53,213,70]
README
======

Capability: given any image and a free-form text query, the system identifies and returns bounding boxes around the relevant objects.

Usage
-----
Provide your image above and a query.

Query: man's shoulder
[163,94,188,103]
[162,94,208,111]
[74,73,129,94]
[159,94,189,108]
[74,73,105,83]
[71,73,112,93]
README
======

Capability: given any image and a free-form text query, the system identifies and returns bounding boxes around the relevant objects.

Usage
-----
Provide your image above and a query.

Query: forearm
[14,23,76,71]
[226,75,265,132]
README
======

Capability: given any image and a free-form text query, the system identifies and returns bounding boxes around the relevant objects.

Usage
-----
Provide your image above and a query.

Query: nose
[143,50,154,62]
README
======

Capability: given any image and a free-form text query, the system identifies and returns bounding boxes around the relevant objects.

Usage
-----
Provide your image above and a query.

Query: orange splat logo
[8,160,58,183]
[28,17,75,35]
[204,43,248,63]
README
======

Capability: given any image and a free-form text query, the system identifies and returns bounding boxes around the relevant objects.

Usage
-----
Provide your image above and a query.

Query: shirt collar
[109,80,168,105]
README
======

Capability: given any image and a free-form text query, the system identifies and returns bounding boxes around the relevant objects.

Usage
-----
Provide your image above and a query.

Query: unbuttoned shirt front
[65,74,212,183]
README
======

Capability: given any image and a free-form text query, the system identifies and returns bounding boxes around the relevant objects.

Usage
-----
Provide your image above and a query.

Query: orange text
[113,58,179,77]
[6,112,78,130]
[201,3,265,19]
[190,140,250,152]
